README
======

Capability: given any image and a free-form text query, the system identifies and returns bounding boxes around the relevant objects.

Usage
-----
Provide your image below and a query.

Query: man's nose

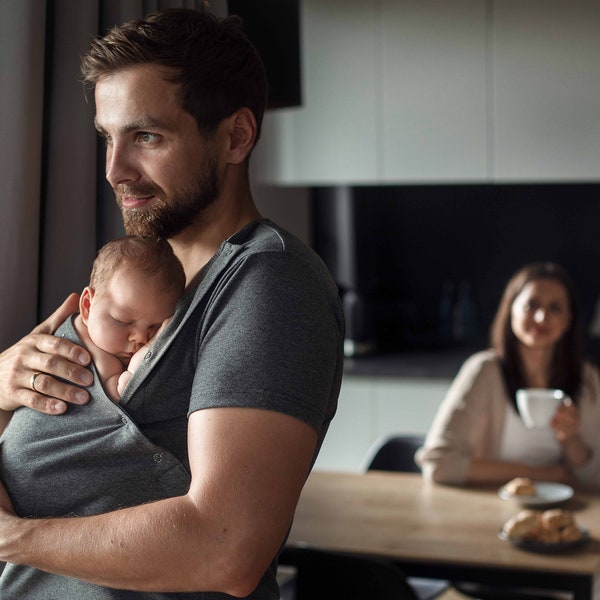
[105,143,138,187]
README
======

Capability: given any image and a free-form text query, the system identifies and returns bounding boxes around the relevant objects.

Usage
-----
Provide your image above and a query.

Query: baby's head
[80,236,186,364]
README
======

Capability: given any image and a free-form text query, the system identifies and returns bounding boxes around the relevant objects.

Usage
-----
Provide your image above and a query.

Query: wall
[252,182,311,245]
[313,375,452,472]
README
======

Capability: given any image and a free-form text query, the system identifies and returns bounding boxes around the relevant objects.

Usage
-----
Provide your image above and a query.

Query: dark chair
[362,434,425,473]
[279,546,420,600]
[362,434,450,600]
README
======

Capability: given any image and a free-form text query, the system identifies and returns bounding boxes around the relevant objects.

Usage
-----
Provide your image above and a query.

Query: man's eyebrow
[93,116,168,134]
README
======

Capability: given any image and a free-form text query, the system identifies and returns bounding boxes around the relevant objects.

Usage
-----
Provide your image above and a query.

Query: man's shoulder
[228,218,307,255]
[223,218,336,290]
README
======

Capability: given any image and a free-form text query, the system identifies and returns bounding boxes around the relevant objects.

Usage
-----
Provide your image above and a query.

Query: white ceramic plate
[498,481,574,507]
[498,527,589,553]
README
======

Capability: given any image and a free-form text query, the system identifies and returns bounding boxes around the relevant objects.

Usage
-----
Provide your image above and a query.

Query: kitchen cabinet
[253,0,380,184]
[381,0,488,181]
[254,0,600,185]
[254,0,487,185]
[492,1,600,181]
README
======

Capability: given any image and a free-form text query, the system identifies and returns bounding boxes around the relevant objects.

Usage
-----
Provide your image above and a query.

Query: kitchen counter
[343,347,477,379]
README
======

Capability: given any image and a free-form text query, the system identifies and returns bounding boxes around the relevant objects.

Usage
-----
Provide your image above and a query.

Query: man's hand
[0,293,93,415]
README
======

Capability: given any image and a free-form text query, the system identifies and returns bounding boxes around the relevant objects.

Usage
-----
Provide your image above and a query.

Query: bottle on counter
[439,281,454,342]
[452,280,477,343]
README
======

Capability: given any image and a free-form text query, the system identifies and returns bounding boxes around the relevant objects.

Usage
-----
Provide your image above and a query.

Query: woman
[416,262,600,487]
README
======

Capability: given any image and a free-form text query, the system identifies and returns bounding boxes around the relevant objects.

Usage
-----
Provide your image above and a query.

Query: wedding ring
[30,371,42,393]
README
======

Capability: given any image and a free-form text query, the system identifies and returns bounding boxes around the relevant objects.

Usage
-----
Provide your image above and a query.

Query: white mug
[516,388,566,429]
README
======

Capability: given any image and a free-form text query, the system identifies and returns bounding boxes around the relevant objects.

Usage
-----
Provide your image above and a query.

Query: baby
[73,236,185,402]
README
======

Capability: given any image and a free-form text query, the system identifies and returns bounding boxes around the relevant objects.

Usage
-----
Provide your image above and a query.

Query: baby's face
[83,268,179,365]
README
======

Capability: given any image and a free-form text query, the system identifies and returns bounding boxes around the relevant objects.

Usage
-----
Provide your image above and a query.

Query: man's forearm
[0,492,262,596]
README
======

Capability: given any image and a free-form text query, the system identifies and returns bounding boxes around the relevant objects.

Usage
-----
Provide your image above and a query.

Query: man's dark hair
[81,8,268,143]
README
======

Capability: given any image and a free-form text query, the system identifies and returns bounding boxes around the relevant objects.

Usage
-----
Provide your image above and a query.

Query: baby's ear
[79,287,95,323]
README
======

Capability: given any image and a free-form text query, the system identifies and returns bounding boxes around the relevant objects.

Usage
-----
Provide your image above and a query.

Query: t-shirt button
[153,453,163,463]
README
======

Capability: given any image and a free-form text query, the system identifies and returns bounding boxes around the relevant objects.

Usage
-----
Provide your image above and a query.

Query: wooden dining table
[287,470,600,600]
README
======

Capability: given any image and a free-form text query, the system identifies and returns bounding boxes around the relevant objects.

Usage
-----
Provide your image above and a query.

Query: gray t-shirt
[0,219,345,599]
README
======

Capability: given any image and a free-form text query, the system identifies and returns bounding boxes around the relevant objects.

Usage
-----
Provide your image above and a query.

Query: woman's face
[510,278,572,352]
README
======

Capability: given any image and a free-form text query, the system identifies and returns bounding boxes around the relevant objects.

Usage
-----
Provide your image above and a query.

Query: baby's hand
[116,370,132,398]
[127,344,149,376]
[118,317,171,396]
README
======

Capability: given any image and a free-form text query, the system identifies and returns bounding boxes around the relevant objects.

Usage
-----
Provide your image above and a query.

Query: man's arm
[0,406,317,596]
[0,293,93,416]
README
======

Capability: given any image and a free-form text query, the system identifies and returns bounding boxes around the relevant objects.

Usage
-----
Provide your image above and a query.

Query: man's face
[94,65,220,238]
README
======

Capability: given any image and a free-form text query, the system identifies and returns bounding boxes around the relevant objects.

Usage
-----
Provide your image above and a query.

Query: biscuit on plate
[504,477,536,496]
[502,508,584,545]
[536,526,561,544]
[502,509,542,539]
[541,508,574,530]
[560,525,583,542]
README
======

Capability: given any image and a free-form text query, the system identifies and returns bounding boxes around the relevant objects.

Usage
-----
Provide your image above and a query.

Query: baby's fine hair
[90,236,186,296]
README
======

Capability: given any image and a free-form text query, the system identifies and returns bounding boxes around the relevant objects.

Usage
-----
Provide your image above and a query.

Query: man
[0,8,344,599]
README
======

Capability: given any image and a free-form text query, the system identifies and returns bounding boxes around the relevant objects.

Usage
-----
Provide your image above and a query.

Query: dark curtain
[0,0,225,349]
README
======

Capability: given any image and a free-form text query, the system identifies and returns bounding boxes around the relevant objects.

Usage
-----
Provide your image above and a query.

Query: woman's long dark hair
[490,262,585,404]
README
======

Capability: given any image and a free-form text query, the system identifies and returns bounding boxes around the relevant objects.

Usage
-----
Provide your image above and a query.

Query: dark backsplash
[311,184,600,363]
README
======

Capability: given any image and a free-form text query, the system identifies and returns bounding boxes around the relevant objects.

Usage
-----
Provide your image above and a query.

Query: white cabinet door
[253,0,380,185]
[255,0,489,185]
[381,0,489,182]
[493,1,600,181]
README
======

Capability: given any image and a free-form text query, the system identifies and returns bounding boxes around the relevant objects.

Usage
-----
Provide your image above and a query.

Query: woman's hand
[0,294,93,415]
[552,397,579,442]
[552,398,592,468]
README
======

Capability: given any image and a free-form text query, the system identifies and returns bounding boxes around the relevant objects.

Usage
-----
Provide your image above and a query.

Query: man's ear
[79,287,94,324]
[224,107,257,164]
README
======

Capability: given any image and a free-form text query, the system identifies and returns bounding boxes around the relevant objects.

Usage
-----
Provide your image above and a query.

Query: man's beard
[116,153,220,239]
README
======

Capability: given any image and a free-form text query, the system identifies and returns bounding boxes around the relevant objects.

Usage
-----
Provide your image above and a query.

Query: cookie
[560,525,583,542]
[541,509,574,530]
[504,477,536,496]
[502,509,542,539]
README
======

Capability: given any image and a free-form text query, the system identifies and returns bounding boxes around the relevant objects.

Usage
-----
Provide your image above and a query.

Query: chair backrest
[362,434,425,473]
[280,546,420,600]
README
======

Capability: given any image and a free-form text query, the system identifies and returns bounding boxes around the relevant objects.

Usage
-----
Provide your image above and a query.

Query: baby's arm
[116,343,148,397]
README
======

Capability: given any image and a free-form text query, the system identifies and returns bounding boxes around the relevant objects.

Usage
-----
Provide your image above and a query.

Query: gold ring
[30,371,42,393]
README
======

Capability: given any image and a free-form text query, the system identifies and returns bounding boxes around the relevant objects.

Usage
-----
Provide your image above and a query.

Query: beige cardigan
[416,350,600,488]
